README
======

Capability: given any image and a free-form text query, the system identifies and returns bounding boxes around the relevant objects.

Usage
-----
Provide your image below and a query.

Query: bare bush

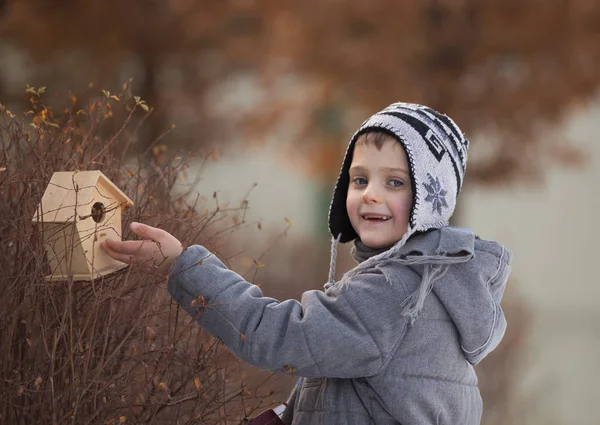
[0,86,279,424]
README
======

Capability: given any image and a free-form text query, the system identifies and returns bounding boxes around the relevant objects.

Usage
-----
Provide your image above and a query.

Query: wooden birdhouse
[33,171,134,281]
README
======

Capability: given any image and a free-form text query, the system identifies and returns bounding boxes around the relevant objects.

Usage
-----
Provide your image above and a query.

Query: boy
[102,102,512,424]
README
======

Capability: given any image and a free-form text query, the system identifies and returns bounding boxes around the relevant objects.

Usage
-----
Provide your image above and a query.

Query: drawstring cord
[324,233,342,290]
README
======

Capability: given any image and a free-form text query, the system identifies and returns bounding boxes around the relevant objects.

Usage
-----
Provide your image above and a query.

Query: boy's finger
[104,239,150,255]
[102,238,128,253]
[130,222,168,242]
[100,242,135,265]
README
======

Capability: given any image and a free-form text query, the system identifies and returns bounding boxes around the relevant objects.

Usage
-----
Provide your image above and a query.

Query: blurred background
[1,1,599,423]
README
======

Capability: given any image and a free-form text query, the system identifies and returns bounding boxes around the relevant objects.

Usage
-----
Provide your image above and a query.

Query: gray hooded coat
[167,226,512,424]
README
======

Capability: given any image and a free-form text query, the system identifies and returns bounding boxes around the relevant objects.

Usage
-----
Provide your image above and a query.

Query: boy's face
[346,136,413,249]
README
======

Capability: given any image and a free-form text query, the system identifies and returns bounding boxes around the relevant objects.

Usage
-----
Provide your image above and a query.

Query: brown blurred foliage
[267,0,596,184]
[0,0,595,184]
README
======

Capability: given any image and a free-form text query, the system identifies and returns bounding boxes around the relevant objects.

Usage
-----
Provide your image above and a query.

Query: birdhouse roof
[33,170,134,223]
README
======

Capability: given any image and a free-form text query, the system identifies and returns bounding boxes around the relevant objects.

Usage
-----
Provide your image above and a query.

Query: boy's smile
[346,135,413,249]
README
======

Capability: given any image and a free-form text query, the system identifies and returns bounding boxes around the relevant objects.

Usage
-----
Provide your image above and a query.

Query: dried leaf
[144,327,155,341]
[194,377,202,390]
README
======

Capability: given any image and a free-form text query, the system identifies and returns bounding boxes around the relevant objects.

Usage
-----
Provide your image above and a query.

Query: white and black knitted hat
[329,102,469,244]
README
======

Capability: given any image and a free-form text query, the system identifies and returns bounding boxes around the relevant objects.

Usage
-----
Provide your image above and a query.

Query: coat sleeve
[167,245,412,378]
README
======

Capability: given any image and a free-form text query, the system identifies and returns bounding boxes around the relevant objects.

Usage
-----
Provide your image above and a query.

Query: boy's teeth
[363,215,390,221]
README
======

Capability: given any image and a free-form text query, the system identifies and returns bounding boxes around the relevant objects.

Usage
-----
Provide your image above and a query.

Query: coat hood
[351,226,512,365]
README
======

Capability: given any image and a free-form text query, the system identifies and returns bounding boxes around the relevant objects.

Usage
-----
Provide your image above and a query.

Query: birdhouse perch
[33,170,134,281]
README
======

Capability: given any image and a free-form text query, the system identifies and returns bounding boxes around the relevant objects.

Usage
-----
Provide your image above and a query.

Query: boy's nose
[361,185,383,204]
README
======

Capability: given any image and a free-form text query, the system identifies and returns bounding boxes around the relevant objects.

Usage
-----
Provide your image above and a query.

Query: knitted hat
[324,102,469,287]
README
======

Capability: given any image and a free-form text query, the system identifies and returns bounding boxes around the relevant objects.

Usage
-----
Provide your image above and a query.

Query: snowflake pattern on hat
[423,173,448,215]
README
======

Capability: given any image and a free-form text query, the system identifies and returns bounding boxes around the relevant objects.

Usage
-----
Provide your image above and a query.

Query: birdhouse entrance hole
[91,202,105,223]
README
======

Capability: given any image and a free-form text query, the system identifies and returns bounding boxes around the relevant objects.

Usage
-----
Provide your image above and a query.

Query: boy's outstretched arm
[166,243,410,379]
[101,223,410,378]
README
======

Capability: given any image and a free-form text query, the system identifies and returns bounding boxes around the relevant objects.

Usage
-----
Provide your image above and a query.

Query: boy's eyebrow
[382,166,410,174]
[349,165,410,175]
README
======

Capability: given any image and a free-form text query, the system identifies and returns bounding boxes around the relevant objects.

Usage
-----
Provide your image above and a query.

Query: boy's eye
[389,179,404,188]
[352,177,368,185]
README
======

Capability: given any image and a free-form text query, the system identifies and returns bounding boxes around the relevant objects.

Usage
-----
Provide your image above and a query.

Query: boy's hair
[355,131,397,151]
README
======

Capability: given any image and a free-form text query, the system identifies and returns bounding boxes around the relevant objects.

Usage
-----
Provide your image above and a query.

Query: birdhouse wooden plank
[33,170,134,281]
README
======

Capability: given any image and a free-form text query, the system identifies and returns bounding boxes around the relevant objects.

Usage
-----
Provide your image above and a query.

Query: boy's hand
[100,222,183,277]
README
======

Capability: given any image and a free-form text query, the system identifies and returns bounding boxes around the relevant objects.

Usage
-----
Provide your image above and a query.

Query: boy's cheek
[345,200,358,222]
[346,209,361,232]
[346,190,359,208]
